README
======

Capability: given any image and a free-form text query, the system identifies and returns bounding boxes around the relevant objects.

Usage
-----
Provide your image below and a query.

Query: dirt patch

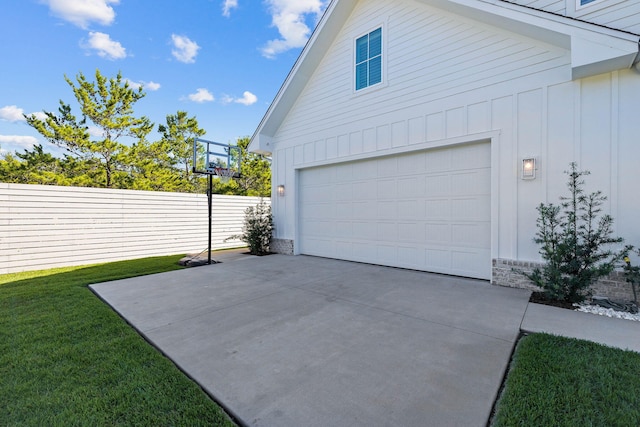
[529,292,576,310]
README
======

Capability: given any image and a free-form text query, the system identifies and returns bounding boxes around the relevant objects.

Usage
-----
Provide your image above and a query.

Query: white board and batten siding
[0,183,267,274]
[299,143,491,279]
[269,0,640,279]
[272,0,568,270]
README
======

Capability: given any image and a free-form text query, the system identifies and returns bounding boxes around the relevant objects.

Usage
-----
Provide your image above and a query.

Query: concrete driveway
[91,254,531,427]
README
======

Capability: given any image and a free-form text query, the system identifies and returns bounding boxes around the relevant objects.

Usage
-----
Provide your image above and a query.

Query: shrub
[524,163,626,303]
[235,201,273,256]
[623,252,640,304]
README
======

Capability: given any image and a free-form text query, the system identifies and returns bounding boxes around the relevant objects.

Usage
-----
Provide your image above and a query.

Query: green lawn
[0,256,236,426]
[492,333,640,426]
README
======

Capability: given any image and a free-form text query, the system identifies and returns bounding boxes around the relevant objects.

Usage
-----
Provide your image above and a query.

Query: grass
[492,333,640,426]
[0,256,236,426]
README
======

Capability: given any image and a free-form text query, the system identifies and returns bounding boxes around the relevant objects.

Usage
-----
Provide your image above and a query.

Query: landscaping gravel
[574,304,640,322]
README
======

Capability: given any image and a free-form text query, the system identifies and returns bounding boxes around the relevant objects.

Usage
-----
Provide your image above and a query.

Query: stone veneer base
[492,258,636,302]
[270,238,294,255]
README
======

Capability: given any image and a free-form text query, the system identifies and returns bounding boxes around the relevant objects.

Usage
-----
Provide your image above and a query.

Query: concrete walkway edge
[521,302,640,353]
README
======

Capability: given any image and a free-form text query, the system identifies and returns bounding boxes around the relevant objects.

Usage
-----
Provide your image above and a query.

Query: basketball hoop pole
[192,138,242,265]
[207,174,213,265]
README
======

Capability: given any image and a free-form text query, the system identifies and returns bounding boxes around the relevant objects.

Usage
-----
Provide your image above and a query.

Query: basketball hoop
[192,138,243,265]
[214,167,234,183]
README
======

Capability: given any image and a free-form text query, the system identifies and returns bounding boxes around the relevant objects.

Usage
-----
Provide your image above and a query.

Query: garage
[298,142,491,279]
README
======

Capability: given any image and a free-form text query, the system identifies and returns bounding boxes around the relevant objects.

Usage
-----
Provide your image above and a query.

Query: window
[355,27,382,91]
[580,0,598,4]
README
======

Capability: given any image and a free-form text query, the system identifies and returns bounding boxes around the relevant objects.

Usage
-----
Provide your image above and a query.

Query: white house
[250,0,640,297]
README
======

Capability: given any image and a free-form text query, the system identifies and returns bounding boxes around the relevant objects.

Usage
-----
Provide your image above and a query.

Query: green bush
[525,163,626,303]
[623,252,640,304]
[237,201,273,255]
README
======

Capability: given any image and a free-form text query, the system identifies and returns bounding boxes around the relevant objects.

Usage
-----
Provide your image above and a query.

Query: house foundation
[492,259,636,302]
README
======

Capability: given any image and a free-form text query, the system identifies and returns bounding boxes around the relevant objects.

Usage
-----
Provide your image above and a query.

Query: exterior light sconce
[522,158,536,180]
[277,185,285,197]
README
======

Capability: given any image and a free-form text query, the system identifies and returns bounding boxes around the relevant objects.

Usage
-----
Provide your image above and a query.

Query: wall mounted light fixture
[522,158,536,180]
[277,185,285,196]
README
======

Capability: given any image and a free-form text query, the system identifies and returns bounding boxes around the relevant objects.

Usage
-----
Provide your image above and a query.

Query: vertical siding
[276,0,570,149]
[0,183,268,274]
[269,0,640,265]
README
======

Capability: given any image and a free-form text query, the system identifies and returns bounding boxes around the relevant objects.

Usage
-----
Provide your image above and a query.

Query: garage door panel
[353,181,376,200]
[353,201,377,219]
[304,237,333,254]
[299,142,491,279]
[398,152,426,173]
[353,221,377,240]
[425,174,451,195]
[425,248,450,271]
[352,242,376,261]
[425,150,452,172]
[334,221,353,238]
[451,170,490,195]
[378,201,398,220]
[451,223,491,247]
[378,245,397,264]
[398,176,423,197]
[335,202,353,219]
[425,199,451,219]
[457,143,491,168]
[398,246,422,267]
[335,183,353,200]
[377,179,397,198]
[398,222,424,242]
[378,157,398,177]
[451,198,490,220]
[335,241,353,258]
[352,161,377,179]
[451,248,491,276]
[378,222,398,242]
[426,222,451,244]
[398,200,424,219]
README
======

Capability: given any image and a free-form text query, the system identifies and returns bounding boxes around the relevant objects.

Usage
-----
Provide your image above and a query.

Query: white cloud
[0,106,47,122]
[188,88,214,103]
[222,0,238,17]
[126,79,161,91]
[30,112,48,121]
[43,0,119,29]
[261,0,328,58]
[84,31,127,60]
[88,126,103,138]
[0,105,25,122]
[145,81,161,91]
[234,91,258,106]
[171,34,200,63]
[0,135,39,149]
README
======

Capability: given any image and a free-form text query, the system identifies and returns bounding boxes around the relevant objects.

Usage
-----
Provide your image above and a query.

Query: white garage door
[298,142,491,279]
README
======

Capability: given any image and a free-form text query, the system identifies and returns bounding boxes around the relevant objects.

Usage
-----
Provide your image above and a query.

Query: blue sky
[0,0,329,156]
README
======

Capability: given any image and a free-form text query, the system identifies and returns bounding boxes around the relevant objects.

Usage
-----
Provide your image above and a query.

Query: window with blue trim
[580,0,598,5]
[355,28,382,91]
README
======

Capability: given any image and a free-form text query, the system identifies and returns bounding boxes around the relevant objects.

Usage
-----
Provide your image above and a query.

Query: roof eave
[249,0,358,155]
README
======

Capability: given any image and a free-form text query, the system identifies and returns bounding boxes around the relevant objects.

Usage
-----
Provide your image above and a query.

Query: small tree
[26,70,153,188]
[525,163,626,303]
[623,253,640,305]
[233,201,273,255]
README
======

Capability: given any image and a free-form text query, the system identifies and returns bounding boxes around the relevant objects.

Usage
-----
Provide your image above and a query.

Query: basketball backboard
[192,138,241,178]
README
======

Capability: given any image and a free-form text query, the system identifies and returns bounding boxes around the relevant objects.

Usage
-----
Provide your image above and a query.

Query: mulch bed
[529,291,576,310]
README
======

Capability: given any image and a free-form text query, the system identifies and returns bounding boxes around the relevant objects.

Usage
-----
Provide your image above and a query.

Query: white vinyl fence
[0,183,269,274]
